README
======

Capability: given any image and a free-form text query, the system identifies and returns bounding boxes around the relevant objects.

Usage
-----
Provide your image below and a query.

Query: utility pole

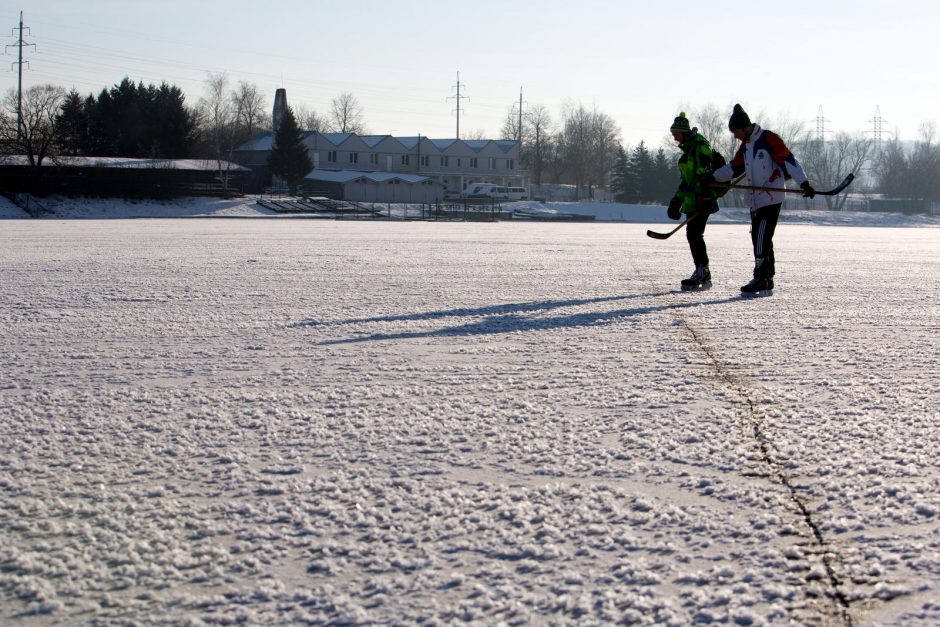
[6,11,36,144]
[517,87,526,144]
[447,72,468,139]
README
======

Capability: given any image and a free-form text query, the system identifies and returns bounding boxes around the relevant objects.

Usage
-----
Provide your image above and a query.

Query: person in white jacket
[711,104,816,295]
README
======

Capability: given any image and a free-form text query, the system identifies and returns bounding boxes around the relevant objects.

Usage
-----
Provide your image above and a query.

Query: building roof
[234,131,517,154]
[0,155,249,171]
[235,131,317,151]
[305,169,439,185]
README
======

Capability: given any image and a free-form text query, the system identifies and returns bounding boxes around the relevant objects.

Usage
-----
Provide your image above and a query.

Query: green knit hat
[670,112,691,134]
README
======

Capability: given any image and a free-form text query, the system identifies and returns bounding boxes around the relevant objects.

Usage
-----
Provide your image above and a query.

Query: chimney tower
[272,88,287,134]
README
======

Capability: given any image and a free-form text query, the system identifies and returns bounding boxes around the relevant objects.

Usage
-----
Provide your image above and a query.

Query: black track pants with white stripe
[750,203,782,279]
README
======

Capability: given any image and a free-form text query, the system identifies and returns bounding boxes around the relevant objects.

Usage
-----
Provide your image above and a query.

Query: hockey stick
[710,173,855,196]
[646,174,742,240]
[647,213,699,240]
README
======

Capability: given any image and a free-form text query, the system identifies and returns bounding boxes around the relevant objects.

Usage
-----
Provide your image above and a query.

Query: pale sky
[3,0,937,147]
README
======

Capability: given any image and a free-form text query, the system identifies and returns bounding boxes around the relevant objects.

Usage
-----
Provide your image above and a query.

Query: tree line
[2,74,940,207]
[505,101,940,207]
[0,74,367,173]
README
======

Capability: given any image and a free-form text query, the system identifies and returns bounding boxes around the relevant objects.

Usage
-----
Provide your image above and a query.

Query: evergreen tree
[107,78,144,156]
[632,141,655,202]
[68,77,196,158]
[151,82,198,158]
[652,148,676,203]
[55,90,89,155]
[267,106,311,193]
[610,145,630,203]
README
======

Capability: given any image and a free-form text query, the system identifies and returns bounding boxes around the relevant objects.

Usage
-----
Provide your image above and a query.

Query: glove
[706,199,720,214]
[667,197,682,220]
[700,172,715,188]
[800,181,816,198]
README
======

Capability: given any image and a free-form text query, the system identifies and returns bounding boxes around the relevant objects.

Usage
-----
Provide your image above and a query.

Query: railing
[2,192,54,217]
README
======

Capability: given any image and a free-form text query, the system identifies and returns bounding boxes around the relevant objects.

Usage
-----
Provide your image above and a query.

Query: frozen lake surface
[1,220,938,625]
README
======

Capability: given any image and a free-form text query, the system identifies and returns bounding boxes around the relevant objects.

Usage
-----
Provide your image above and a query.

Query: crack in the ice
[682,322,854,627]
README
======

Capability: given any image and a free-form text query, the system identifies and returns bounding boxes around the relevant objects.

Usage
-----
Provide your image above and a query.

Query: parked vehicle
[502,186,528,201]
[462,183,527,200]
[463,183,499,198]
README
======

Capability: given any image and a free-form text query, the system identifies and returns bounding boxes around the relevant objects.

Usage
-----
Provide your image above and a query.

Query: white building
[231,89,523,202]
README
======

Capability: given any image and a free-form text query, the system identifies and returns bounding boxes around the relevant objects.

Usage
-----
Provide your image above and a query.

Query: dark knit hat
[670,112,691,134]
[728,104,752,130]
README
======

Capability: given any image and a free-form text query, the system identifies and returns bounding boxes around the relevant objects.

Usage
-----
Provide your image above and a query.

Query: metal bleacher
[256,195,381,217]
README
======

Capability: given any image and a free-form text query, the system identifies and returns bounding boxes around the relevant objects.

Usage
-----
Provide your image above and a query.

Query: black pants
[686,212,710,267]
[750,203,782,278]
[686,198,717,267]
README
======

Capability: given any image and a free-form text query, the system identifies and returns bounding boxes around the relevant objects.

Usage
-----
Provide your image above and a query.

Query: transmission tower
[814,105,830,145]
[446,72,469,139]
[6,11,36,143]
[869,105,887,154]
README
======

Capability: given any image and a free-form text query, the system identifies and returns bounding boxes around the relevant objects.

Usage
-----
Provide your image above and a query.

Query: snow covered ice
[1,212,939,625]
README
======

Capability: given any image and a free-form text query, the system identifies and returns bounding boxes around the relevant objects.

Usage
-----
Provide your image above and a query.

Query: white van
[502,187,527,201]
[463,183,500,198]
[463,184,527,200]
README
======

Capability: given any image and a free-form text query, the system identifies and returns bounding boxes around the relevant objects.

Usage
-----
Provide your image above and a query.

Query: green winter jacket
[674,132,718,214]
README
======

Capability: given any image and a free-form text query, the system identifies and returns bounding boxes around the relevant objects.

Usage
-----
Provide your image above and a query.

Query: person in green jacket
[667,112,722,290]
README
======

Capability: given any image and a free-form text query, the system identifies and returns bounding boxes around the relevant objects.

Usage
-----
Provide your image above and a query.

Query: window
[349,152,359,164]
[508,159,515,170]
[327,150,337,163]
[401,155,410,166]
[470,158,478,168]
[370,153,379,165]
[457,158,462,167]
[489,158,497,169]
[420,155,430,167]
[440,156,449,167]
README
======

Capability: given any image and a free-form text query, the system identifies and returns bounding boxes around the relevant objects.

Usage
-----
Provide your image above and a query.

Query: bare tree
[559,102,620,198]
[524,104,555,186]
[197,72,237,190]
[687,103,732,158]
[231,81,267,140]
[872,137,908,198]
[0,84,66,171]
[586,109,620,197]
[908,122,940,201]
[500,105,520,141]
[295,105,328,132]
[462,128,488,141]
[874,123,940,202]
[560,102,590,195]
[801,131,872,210]
[329,92,367,134]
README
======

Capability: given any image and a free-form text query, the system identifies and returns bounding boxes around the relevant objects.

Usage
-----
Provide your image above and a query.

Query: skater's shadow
[293,292,670,330]
[313,292,741,346]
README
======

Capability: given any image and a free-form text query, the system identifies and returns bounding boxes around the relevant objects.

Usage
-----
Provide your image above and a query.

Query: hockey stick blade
[647,213,698,240]
[817,173,855,196]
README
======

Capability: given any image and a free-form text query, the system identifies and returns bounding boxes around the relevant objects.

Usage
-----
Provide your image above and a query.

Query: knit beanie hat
[670,112,691,134]
[728,104,752,130]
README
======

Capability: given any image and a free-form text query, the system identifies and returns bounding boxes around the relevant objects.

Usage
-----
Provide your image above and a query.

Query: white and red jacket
[714,124,808,211]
